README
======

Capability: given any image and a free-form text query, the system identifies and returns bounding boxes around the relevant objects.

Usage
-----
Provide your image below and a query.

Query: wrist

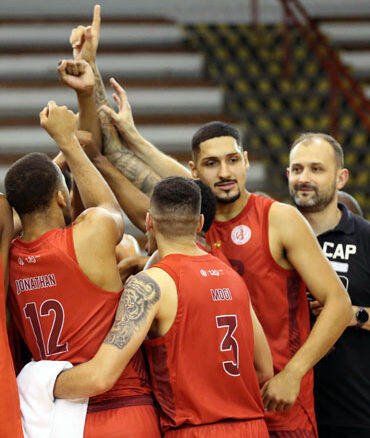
[55,134,80,151]
[283,361,306,382]
[77,86,95,99]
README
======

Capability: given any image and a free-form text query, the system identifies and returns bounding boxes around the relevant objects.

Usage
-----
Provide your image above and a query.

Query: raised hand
[40,101,78,148]
[58,60,95,95]
[70,4,101,64]
[99,78,136,134]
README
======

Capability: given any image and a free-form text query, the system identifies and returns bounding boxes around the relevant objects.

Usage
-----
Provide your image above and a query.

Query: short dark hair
[150,176,201,237]
[291,133,344,168]
[193,179,216,232]
[5,152,60,216]
[192,121,242,157]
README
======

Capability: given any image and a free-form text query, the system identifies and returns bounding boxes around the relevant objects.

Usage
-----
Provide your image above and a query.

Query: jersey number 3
[24,300,68,358]
[216,315,240,376]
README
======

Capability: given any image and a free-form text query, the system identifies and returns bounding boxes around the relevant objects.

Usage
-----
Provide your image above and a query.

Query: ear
[189,160,198,178]
[145,212,153,232]
[196,214,205,234]
[243,151,250,171]
[337,168,349,190]
[286,167,290,179]
[56,190,67,208]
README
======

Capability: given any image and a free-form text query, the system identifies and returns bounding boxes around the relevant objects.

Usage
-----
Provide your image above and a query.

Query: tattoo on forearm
[104,272,160,349]
[92,65,161,196]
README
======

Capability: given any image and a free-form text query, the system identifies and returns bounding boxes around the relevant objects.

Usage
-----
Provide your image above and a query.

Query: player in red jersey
[0,194,23,438]
[54,176,273,437]
[5,102,160,438]
[188,121,353,437]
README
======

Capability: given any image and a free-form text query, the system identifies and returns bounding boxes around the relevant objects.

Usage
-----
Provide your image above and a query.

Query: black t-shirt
[314,203,370,428]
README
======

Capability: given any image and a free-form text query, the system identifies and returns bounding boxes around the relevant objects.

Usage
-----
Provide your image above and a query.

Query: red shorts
[164,418,268,438]
[84,404,161,438]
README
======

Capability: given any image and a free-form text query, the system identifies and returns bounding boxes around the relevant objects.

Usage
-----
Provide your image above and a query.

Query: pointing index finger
[92,4,101,35]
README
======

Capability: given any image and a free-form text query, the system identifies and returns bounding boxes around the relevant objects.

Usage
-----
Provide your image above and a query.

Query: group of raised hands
[40,4,135,156]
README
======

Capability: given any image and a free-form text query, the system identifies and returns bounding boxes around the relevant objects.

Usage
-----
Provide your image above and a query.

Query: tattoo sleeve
[104,272,160,349]
[92,64,161,196]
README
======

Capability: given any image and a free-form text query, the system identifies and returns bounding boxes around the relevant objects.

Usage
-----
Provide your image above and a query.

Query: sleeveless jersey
[144,253,264,432]
[0,255,23,437]
[8,226,152,407]
[207,194,316,433]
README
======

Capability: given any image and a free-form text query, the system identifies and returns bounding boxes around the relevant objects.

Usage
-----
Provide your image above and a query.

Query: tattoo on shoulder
[104,272,160,349]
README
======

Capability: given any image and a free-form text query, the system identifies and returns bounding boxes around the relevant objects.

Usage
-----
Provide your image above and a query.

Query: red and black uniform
[145,252,268,438]
[0,255,23,438]
[207,194,317,437]
[8,226,160,438]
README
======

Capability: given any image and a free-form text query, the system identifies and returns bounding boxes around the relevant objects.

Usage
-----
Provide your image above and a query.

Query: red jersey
[0,255,23,437]
[207,194,316,433]
[144,253,265,433]
[8,226,152,409]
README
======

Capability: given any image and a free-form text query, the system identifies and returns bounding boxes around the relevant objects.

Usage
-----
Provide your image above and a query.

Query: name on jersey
[15,273,57,295]
[210,288,232,301]
[322,242,356,260]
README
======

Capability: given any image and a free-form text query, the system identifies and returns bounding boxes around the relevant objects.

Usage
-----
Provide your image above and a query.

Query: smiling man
[288,133,370,438]
[189,121,352,437]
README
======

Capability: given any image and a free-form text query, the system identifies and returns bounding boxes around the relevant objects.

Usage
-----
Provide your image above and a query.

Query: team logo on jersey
[17,257,24,266]
[200,269,208,277]
[231,225,251,245]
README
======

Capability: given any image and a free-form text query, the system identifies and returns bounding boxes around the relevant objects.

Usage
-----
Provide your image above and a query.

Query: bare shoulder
[269,201,305,226]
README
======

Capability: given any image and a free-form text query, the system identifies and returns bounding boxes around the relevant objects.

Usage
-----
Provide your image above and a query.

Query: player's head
[5,152,72,223]
[148,176,202,239]
[338,191,363,217]
[193,179,217,233]
[287,133,348,214]
[189,121,249,206]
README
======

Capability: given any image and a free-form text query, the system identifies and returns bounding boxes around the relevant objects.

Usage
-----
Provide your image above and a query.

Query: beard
[216,191,241,204]
[290,181,336,213]
[214,179,241,205]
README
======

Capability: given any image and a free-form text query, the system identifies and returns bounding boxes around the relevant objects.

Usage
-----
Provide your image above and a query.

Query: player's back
[0,254,23,438]
[144,252,265,433]
[8,225,152,403]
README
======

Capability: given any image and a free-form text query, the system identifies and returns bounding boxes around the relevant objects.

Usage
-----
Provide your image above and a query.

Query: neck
[20,208,66,241]
[299,198,342,236]
[156,234,207,259]
[215,189,250,221]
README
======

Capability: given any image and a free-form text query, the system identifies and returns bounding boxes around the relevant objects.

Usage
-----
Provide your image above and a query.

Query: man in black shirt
[287,132,370,438]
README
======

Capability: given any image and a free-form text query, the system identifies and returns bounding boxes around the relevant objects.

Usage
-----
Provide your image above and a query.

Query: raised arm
[262,203,352,412]
[80,130,149,232]
[53,270,162,399]
[69,5,162,196]
[100,78,191,179]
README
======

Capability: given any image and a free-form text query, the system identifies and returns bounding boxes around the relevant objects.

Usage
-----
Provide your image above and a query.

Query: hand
[76,130,101,160]
[58,60,95,95]
[40,101,78,147]
[99,78,136,134]
[70,4,101,64]
[310,300,323,317]
[261,368,302,412]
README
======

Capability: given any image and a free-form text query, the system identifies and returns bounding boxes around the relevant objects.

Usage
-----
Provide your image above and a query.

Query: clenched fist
[40,101,78,149]
[58,59,95,95]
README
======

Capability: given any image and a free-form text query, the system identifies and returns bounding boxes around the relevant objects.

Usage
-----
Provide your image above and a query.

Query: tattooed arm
[53,269,176,399]
[69,5,161,196]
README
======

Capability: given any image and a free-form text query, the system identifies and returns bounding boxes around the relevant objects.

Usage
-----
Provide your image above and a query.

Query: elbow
[90,373,116,397]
